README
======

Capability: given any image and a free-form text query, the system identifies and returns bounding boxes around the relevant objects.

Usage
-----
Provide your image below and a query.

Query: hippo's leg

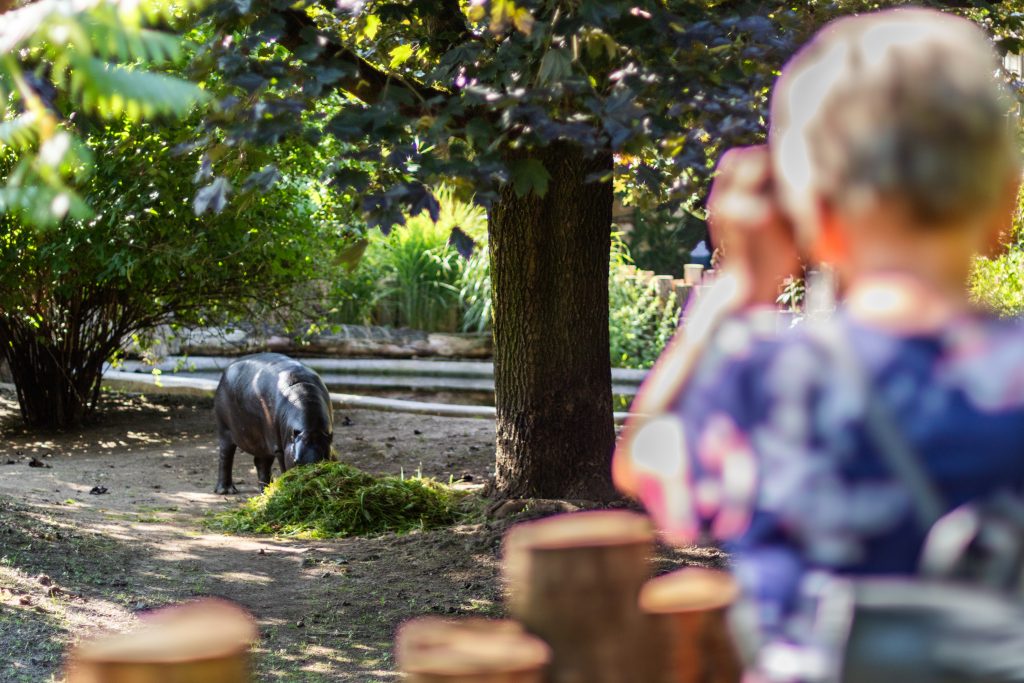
[215,434,239,495]
[255,457,274,492]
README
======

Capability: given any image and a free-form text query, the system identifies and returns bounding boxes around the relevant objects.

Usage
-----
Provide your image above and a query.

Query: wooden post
[672,280,693,309]
[396,617,550,683]
[653,275,674,301]
[639,568,743,683]
[502,510,657,683]
[65,599,257,683]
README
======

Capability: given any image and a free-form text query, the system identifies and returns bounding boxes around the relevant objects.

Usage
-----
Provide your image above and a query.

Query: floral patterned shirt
[659,311,1024,650]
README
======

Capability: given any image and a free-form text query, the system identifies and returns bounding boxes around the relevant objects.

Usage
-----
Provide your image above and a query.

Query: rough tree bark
[489,141,616,501]
[0,292,135,430]
[0,320,113,429]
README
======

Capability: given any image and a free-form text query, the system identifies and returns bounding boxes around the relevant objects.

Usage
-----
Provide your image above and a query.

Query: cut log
[396,617,550,682]
[502,510,657,683]
[639,568,743,683]
[65,599,257,683]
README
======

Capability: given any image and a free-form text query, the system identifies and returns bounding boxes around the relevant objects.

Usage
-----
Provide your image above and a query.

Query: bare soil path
[0,390,722,682]
[0,390,505,682]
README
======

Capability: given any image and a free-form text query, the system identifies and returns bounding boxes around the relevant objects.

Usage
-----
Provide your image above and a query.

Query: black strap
[809,321,947,530]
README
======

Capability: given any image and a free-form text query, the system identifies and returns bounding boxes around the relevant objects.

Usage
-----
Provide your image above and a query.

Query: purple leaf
[194,177,232,215]
[448,226,476,259]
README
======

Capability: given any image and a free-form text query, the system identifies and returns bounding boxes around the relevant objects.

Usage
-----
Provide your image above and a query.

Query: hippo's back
[214,354,329,453]
[218,353,321,393]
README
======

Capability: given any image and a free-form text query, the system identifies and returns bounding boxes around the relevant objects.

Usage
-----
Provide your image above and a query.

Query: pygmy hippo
[213,353,334,494]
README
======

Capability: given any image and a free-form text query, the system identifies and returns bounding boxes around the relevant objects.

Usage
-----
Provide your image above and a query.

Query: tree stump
[639,567,743,683]
[396,617,550,682]
[65,599,257,683]
[502,510,657,683]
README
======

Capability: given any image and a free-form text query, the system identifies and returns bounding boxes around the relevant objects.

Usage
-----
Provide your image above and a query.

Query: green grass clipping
[207,462,467,538]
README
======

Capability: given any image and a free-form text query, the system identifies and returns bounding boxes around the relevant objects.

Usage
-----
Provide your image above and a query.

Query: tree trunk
[502,511,658,683]
[396,617,550,682]
[65,598,257,683]
[0,307,123,430]
[639,568,743,683]
[488,141,616,501]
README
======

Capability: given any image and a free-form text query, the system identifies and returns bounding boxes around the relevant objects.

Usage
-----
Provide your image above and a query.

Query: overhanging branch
[279,8,449,112]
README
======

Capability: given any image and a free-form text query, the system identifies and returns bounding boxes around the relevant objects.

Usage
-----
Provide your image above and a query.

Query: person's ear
[810,196,849,265]
[980,175,1021,259]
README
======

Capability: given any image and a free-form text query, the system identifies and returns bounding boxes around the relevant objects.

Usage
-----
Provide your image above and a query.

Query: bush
[329,187,489,331]
[331,222,682,369]
[971,201,1024,318]
[971,247,1024,317]
[623,205,707,279]
[208,462,467,538]
[458,245,492,333]
[376,216,464,330]
[608,235,681,369]
[0,120,339,428]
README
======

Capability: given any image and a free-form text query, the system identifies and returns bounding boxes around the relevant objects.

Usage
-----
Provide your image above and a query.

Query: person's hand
[707,145,802,306]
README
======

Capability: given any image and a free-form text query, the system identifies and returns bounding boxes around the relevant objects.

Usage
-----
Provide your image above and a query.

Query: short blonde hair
[770,8,1020,243]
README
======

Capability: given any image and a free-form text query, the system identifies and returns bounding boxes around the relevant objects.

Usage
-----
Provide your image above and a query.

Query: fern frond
[0,159,91,228]
[121,0,209,27]
[0,0,55,55]
[69,55,208,119]
[0,113,40,149]
[78,9,184,63]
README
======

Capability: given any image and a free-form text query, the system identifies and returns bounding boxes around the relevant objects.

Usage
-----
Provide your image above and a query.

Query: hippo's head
[284,429,333,469]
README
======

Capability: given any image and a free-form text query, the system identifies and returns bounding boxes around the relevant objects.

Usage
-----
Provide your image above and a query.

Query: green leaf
[511,7,534,35]
[360,13,381,42]
[537,48,572,85]
[388,43,415,69]
[509,158,550,198]
[81,13,184,64]
[0,113,39,149]
[68,55,208,119]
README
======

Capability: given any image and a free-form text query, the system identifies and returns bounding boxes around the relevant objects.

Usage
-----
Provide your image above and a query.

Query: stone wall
[128,324,493,361]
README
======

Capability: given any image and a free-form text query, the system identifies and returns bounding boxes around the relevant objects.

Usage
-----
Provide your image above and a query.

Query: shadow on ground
[0,390,723,682]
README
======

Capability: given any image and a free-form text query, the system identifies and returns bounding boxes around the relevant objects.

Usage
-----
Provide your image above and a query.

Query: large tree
[192,0,1024,500]
[192,0,798,500]
[7,0,1020,483]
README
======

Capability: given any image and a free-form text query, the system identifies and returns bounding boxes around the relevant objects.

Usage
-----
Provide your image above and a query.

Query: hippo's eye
[292,429,302,439]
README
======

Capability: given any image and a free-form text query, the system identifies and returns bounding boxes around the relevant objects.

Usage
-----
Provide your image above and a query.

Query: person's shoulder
[689,311,829,403]
[943,313,1024,354]
[937,313,1024,411]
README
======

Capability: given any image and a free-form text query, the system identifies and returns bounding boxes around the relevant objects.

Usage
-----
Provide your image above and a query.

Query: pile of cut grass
[208,462,468,538]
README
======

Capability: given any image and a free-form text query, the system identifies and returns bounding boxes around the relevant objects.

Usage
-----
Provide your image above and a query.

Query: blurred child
[614,7,1023,681]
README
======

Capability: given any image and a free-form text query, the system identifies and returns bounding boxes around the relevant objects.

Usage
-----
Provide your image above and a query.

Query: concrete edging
[98,371,636,423]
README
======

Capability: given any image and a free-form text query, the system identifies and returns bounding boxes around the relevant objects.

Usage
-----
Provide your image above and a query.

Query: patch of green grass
[207,462,468,539]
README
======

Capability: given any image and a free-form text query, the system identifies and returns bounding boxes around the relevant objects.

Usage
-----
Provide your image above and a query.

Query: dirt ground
[0,389,723,682]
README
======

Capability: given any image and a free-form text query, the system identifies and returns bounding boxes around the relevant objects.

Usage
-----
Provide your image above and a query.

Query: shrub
[971,200,1024,317]
[608,235,681,369]
[623,204,707,278]
[208,462,467,538]
[0,121,338,428]
[971,247,1024,317]
[329,187,489,331]
[459,245,492,333]
[376,217,464,331]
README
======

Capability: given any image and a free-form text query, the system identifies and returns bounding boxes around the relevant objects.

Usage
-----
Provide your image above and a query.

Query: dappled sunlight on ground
[0,391,507,681]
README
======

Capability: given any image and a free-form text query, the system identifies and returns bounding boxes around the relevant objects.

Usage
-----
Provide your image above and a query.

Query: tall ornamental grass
[330,187,489,331]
